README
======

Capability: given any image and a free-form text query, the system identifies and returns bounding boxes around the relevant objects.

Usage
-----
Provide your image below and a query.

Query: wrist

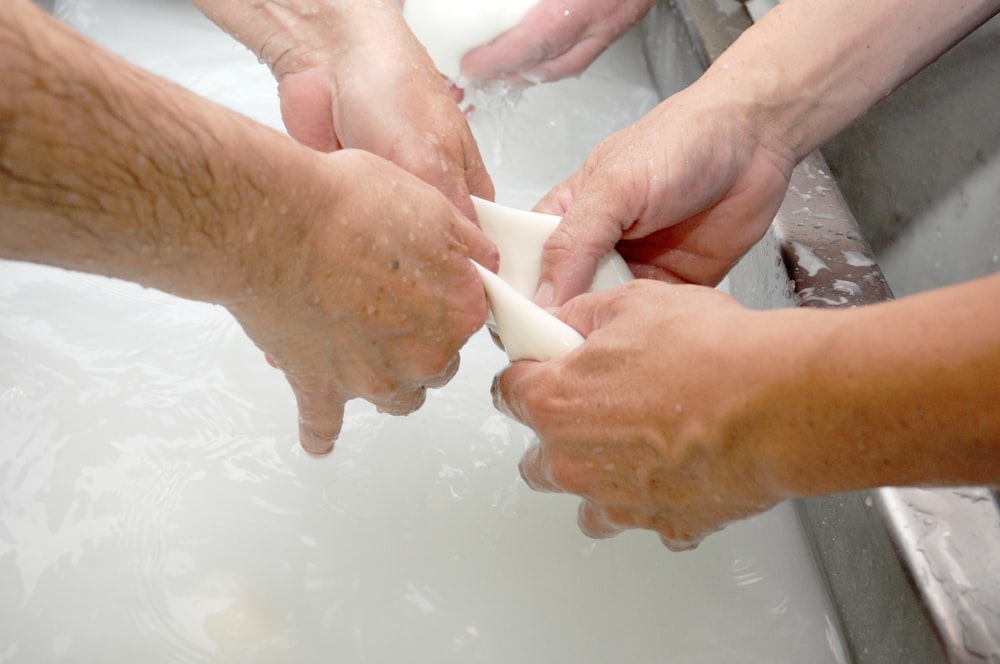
[713,307,850,502]
[257,2,349,78]
[696,0,1000,164]
[695,32,851,166]
[205,141,349,309]
[253,1,411,82]
[190,0,378,79]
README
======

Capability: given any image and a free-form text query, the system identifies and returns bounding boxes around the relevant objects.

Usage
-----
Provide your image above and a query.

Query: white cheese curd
[402,0,539,81]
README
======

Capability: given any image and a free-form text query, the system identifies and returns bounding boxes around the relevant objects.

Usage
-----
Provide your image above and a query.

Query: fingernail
[301,440,334,458]
[299,424,337,457]
[534,281,555,308]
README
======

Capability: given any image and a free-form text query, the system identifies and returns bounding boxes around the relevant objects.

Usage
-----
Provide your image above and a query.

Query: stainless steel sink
[640,2,1000,662]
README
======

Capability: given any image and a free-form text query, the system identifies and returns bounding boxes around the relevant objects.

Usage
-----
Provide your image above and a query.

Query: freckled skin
[0,0,497,456]
[189,0,495,222]
[496,277,1000,550]
[486,0,1000,550]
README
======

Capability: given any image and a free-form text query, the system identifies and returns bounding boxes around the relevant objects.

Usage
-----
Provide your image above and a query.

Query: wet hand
[492,280,786,550]
[275,45,493,221]
[531,83,796,307]
[229,150,497,455]
[191,0,493,219]
[460,0,656,85]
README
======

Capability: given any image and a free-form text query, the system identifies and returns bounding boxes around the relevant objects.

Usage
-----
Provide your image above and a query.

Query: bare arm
[187,0,494,220]
[533,0,1000,305]
[1,0,496,453]
[1,1,281,300]
[494,0,1000,548]
[495,274,1000,549]
[759,275,1000,498]
[710,0,1000,161]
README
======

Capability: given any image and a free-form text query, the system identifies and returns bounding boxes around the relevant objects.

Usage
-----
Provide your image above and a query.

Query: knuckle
[411,342,461,383]
[358,370,403,402]
[602,505,641,530]
[547,457,586,494]
[375,387,426,416]
[543,224,584,262]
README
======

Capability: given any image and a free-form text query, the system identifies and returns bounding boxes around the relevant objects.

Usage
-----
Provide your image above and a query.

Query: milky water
[0,1,847,662]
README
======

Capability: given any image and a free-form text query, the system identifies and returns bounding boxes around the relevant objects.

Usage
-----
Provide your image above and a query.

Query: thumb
[286,374,348,456]
[533,193,626,308]
[277,70,340,153]
[553,289,620,339]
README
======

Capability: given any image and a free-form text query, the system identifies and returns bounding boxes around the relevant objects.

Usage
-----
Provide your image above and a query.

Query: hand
[228,149,497,455]
[190,0,494,219]
[492,280,790,550]
[531,82,796,307]
[273,18,494,221]
[460,0,656,84]
[0,1,498,458]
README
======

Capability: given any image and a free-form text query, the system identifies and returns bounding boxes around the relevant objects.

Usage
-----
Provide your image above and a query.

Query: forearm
[0,0,329,304]
[701,0,1000,161]
[758,274,1000,498]
[188,0,413,77]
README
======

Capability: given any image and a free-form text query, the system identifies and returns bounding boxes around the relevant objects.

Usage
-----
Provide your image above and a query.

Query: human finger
[577,500,627,539]
[425,147,495,225]
[550,287,625,339]
[516,441,563,493]
[487,328,505,352]
[370,384,427,417]
[490,360,538,425]
[518,34,611,83]
[422,353,461,390]
[459,150,496,218]
[458,16,552,83]
[533,189,629,307]
[288,375,348,456]
[658,531,704,553]
[276,69,341,153]
[455,214,500,272]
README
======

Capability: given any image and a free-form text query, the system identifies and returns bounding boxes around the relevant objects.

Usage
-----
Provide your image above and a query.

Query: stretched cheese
[471,196,632,362]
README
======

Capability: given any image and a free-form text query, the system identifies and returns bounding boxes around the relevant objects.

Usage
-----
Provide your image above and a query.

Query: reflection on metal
[774,152,893,308]
[880,488,1000,663]
[643,2,1000,662]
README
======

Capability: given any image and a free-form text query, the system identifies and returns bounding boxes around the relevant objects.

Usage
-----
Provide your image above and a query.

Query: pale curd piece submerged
[402,0,538,81]
[471,196,632,362]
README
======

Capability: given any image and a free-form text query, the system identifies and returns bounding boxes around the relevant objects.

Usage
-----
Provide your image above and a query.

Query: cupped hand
[272,14,493,220]
[492,280,792,550]
[460,0,656,85]
[229,149,497,455]
[531,83,796,307]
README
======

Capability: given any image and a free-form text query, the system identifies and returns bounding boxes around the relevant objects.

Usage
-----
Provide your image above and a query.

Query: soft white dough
[473,262,584,362]
[471,197,633,362]
[474,197,632,297]
[402,0,538,81]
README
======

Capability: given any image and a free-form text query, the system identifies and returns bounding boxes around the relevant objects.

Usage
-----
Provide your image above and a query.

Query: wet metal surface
[644,2,1000,662]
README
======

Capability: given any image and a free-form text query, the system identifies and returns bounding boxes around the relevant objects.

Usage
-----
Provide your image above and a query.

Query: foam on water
[0,1,846,662]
